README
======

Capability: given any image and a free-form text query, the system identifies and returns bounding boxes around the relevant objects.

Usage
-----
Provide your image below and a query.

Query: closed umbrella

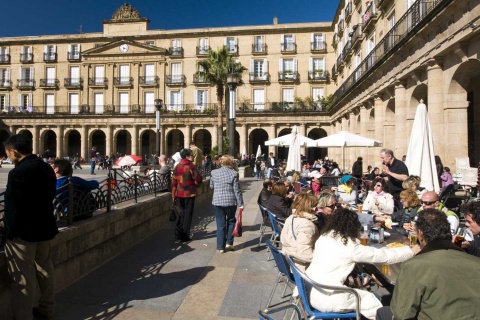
[405,100,439,192]
[286,126,302,172]
[312,131,383,172]
[256,145,262,159]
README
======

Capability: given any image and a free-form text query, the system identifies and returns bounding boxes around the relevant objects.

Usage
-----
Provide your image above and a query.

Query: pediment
[82,39,167,57]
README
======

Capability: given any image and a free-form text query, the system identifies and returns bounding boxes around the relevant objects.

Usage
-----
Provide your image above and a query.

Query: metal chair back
[259,303,302,320]
[258,204,270,246]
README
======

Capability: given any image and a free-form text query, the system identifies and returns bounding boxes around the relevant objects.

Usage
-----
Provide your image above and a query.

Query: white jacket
[362,191,394,215]
[306,231,414,320]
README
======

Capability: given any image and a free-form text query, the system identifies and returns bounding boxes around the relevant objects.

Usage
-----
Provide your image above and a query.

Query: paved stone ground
[54,177,290,320]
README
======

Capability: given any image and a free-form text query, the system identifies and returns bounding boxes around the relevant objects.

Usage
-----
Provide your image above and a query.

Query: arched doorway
[91,130,106,157]
[0,129,9,157]
[41,130,57,157]
[141,129,156,156]
[193,129,212,155]
[307,128,327,163]
[66,130,81,158]
[276,128,293,161]
[167,129,184,156]
[222,129,240,157]
[249,128,268,158]
[115,130,131,156]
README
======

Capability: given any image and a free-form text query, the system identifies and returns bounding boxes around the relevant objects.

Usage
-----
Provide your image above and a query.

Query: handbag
[170,199,178,222]
[232,208,243,237]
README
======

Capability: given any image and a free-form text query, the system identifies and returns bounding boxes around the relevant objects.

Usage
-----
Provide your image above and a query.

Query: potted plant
[314,69,324,77]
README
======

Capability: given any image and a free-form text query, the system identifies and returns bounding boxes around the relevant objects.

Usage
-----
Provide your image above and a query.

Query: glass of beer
[360,234,368,245]
[454,227,466,246]
[358,204,363,213]
[408,231,418,247]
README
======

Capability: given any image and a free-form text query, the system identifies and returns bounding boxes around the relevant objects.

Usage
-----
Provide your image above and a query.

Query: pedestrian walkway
[55,177,287,320]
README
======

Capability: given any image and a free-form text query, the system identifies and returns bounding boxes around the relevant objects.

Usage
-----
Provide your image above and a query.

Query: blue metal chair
[285,255,361,320]
[265,239,295,310]
[266,210,284,260]
[258,205,270,247]
[259,303,302,320]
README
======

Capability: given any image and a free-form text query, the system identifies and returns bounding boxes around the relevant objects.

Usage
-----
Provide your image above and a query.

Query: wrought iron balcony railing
[0,54,10,64]
[338,19,345,34]
[88,77,108,87]
[351,24,364,48]
[64,77,83,89]
[342,40,352,59]
[224,45,238,55]
[311,41,327,52]
[308,71,329,82]
[252,44,267,54]
[0,79,12,89]
[248,72,270,83]
[44,53,57,62]
[196,46,210,56]
[165,75,186,86]
[169,47,184,57]
[40,78,59,88]
[345,2,353,19]
[362,3,378,32]
[17,79,35,89]
[278,71,299,82]
[193,74,209,84]
[20,53,33,63]
[281,43,297,53]
[113,77,133,86]
[139,76,159,86]
[67,52,81,61]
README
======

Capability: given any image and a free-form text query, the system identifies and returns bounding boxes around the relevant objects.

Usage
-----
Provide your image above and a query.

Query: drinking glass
[408,231,418,247]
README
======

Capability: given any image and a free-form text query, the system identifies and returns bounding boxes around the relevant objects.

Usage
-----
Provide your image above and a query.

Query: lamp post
[154,99,163,158]
[227,72,239,157]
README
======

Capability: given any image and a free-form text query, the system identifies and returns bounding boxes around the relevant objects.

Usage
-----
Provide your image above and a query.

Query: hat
[339,175,355,184]
[309,170,322,179]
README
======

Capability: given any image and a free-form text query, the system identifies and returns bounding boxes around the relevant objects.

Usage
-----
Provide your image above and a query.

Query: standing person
[3,134,59,320]
[189,141,203,169]
[440,166,453,189]
[435,155,444,188]
[89,146,97,175]
[351,156,363,180]
[376,209,480,320]
[171,148,203,242]
[380,148,409,198]
[210,155,244,253]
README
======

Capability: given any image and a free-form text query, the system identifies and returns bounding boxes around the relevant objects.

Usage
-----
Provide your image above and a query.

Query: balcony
[252,44,267,54]
[345,2,353,21]
[343,40,353,61]
[278,71,299,83]
[67,52,81,61]
[196,46,210,56]
[43,53,57,63]
[376,0,392,10]
[64,77,83,89]
[336,52,345,71]
[39,78,59,89]
[331,65,338,80]
[248,72,270,84]
[224,45,238,55]
[280,43,297,54]
[0,54,10,64]
[88,77,108,88]
[308,71,329,82]
[311,41,327,53]
[139,76,159,86]
[338,19,345,36]
[169,47,184,57]
[332,33,339,48]
[113,77,133,87]
[193,74,209,85]
[165,75,186,86]
[351,24,364,49]
[20,53,33,63]
[0,79,12,90]
[17,79,35,90]
[362,4,378,33]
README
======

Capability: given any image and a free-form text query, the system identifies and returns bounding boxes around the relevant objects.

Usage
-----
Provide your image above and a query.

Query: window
[45,94,54,114]
[310,58,326,73]
[119,92,129,113]
[94,93,104,114]
[144,92,154,113]
[171,63,182,83]
[282,88,294,108]
[70,66,80,85]
[167,91,183,111]
[144,64,155,84]
[250,59,268,80]
[194,90,208,111]
[281,34,296,51]
[312,88,324,110]
[387,13,396,48]
[225,37,237,54]
[198,38,209,54]
[68,44,81,60]
[94,66,105,85]
[70,93,79,114]
[253,89,265,110]
[0,94,9,111]
[44,45,56,61]
[253,36,265,52]
[366,34,376,70]
[18,93,32,112]
[19,67,34,86]
[46,67,56,86]
[279,58,297,80]
[119,65,130,84]
[354,53,362,80]
[311,33,325,51]
[0,68,10,87]
[21,46,32,62]
[0,47,9,63]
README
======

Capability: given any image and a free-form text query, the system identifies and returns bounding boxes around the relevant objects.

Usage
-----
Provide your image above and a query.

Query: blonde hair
[291,171,300,183]
[317,190,336,208]
[402,175,421,190]
[400,189,421,208]
[292,193,318,218]
[220,155,234,167]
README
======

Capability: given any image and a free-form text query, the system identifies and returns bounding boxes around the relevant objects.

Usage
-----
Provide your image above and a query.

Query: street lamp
[227,72,239,157]
[154,99,163,158]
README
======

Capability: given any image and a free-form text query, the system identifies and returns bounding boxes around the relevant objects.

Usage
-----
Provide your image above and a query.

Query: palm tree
[197,47,247,155]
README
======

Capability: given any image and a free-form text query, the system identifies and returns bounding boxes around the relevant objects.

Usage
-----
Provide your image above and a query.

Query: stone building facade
[0,0,478,170]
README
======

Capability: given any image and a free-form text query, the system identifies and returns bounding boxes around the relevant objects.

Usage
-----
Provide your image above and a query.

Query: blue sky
[0,1,338,37]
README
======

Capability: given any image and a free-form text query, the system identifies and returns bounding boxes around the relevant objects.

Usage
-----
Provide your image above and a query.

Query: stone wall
[0,181,212,317]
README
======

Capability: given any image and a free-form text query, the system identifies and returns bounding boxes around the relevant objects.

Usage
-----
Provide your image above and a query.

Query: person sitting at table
[362,177,394,216]
[330,162,341,176]
[392,189,421,235]
[314,190,337,232]
[454,200,480,257]
[309,171,322,196]
[257,180,272,209]
[306,208,418,320]
[282,179,294,194]
[281,193,320,271]
[266,181,293,221]
[402,175,425,197]
[376,209,480,320]
[333,175,361,210]
[367,167,380,181]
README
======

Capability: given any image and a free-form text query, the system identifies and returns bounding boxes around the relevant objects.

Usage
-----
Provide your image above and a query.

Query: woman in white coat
[305,208,419,320]
[362,177,394,215]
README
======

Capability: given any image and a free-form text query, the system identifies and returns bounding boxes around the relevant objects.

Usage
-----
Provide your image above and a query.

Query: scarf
[373,191,385,196]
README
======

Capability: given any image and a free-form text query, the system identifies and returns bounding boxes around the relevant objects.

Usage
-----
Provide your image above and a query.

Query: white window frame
[167,90,184,111]
[253,89,265,110]
[119,65,130,84]
[194,89,208,111]
[18,93,32,112]
[281,34,296,51]
[70,66,80,85]
[198,38,209,54]
[119,92,129,113]
[46,67,56,86]
[68,44,81,60]
[311,33,325,50]
[0,93,10,111]
[69,93,79,114]
[170,63,182,83]
[94,65,105,85]
[144,64,155,84]
[44,45,56,61]
[94,93,104,114]
[144,92,155,113]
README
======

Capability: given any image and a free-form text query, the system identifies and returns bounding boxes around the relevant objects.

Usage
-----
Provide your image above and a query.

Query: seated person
[282,179,294,195]
[52,159,99,219]
[309,171,322,196]
[266,181,293,220]
[454,200,480,257]
[393,189,421,235]
[367,167,379,181]
[362,177,394,215]
[333,175,361,210]
[306,208,418,320]
[315,190,337,231]
[330,162,341,176]
[402,175,425,197]
[281,193,320,271]
[257,180,273,208]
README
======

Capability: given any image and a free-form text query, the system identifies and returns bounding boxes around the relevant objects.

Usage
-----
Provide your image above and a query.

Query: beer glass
[408,231,418,247]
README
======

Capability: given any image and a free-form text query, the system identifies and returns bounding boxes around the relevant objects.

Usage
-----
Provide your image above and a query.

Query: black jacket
[5,155,58,241]
[257,188,272,208]
[266,194,292,220]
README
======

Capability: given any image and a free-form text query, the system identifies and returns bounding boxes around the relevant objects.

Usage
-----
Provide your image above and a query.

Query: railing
[43,53,57,62]
[308,71,329,81]
[280,43,297,53]
[165,75,186,85]
[351,24,364,47]
[67,52,81,61]
[345,2,353,19]
[0,54,10,64]
[139,76,159,85]
[332,0,451,107]
[0,166,216,228]
[40,78,59,88]
[278,71,299,82]
[113,77,133,86]
[311,41,327,52]
[224,45,238,55]
[193,74,209,84]
[338,19,345,33]
[332,33,338,47]
[196,46,210,56]
[64,77,83,88]
[169,47,184,57]
[88,77,108,87]
[236,101,328,113]
[0,80,12,89]
[20,53,33,63]
[252,44,267,54]
[248,72,270,83]
[336,52,345,68]
[17,79,35,89]
[342,40,352,58]
[362,2,378,31]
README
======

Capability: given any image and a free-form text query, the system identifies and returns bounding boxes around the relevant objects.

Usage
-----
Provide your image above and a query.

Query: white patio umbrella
[286,126,302,172]
[256,145,262,159]
[405,100,439,192]
[312,131,383,172]
[265,131,316,147]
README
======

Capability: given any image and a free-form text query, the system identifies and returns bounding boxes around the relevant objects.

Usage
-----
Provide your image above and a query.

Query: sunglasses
[326,204,336,209]
[375,184,382,187]
[421,200,436,205]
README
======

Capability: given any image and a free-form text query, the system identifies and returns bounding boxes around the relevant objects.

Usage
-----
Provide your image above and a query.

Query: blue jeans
[214,205,237,250]
[90,159,95,174]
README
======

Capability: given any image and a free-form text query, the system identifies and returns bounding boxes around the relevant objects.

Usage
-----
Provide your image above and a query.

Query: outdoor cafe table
[360,227,410,294]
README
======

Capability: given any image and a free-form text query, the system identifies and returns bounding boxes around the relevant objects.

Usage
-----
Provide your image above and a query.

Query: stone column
[131,125,138,155]
[106,125,113,157]
[299,124,306,160]
[394,80,407,157]
[240,124,248,156]
[374,95,384,154]
[32,126,39,155]
[426,58,445,160]
[360,105,368,163]
[82,126,88,160]
[160,125,166,156]
[185,125,192,146]
[268,124,277,155]
[56,125,64,158]
[212,125,218,151]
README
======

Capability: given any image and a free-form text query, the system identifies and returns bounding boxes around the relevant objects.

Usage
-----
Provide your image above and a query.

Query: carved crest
[111,3,142,21]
